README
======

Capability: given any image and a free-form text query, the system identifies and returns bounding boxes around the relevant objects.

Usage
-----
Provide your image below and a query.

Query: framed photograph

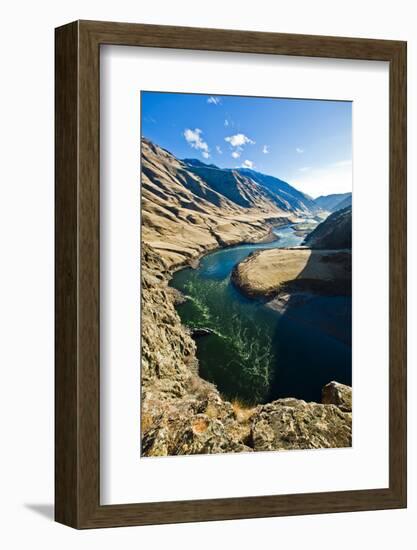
[55,20,407,528]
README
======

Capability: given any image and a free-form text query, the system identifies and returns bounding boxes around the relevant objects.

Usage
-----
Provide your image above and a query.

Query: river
[170,222,352,405]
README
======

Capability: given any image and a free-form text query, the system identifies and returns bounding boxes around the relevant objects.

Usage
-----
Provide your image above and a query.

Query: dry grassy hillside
[141,138,296,268]
[232,249,351,298]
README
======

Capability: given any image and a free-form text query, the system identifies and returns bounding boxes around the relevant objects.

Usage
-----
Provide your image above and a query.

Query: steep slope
[141,138,305,268]
[182,162,275,209]
[303,206,352,249]
[314,192,352,212]
[334,194,352,211]
[141,239,352,456]
[237,168,320,214]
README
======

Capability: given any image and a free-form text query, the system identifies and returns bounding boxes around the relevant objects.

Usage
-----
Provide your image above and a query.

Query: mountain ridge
[141,138,321,268]
[303,206,352,249]
[315,192,352,213]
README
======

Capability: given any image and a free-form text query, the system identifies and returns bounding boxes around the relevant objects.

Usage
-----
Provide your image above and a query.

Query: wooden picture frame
[55,20,407,528]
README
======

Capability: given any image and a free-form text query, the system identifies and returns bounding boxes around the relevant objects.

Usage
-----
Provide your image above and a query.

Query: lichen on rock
[322,381,352,413]
[250,396,352,451]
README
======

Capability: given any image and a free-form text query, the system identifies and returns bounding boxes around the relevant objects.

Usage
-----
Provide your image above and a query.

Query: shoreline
[141,226,352,456]
[231,248,352,300]
[167,218,297,278]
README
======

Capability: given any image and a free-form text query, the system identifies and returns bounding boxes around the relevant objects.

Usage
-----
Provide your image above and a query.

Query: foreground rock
[231,248,351,298]
[142,392,253,456]
[250,397,351,451]
[142,379,352,456]
[322,381,352,412]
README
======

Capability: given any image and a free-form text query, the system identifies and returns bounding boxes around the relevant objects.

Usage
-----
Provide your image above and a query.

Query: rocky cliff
[303,206,352,249]
[141,242,352,456]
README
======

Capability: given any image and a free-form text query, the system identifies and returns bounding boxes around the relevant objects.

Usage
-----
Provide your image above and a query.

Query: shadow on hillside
[267,249,352,404]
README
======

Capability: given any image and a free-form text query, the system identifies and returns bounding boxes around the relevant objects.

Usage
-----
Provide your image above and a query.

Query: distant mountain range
[314,192,352,213]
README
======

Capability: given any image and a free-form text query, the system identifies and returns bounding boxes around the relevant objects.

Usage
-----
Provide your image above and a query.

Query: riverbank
[142,236,352,455]
[141,221,352,456]
[231,248,351,298]
[167,216,296,275]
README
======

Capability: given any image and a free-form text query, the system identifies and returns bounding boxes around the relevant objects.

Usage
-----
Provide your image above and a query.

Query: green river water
[170,223,352,405]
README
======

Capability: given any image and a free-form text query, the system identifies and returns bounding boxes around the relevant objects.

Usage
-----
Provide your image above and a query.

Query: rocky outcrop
[142,392,253,456]
[141,243,252,455]
[250,397,351,451]
[141,243,197,396]
[322,381,352,412]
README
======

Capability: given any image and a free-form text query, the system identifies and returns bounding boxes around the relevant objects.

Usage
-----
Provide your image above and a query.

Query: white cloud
[207,96,221,105]
[224,119,229,127]
[231,150,241,159]
[183,128,210,158]
[216,145,223,154]
[241,160,254,169]
[225,133,255,147]
[299,166,310,172]
[262,145,270,154]
[296,147,304,154]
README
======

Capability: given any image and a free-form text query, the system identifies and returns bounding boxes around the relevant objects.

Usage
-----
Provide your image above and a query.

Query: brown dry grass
[234,248,351,297]
[141,411,154,435]
[232,400,256,424]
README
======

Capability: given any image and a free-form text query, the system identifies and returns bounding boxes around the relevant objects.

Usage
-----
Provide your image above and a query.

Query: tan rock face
[142,392,253,456]
[141,244,253,456]
[141,244,197,395]
[142,386,353,456]
[250,398,352,451]
[322,381,352,412]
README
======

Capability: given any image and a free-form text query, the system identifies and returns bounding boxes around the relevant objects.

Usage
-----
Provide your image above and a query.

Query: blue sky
[141,91,352,198]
